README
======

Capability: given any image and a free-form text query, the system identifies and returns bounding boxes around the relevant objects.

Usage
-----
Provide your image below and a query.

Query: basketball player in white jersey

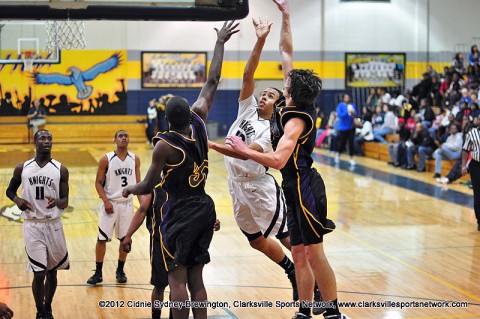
[87,129,141,285]
[208,17,303,303]
[6,130,70,319]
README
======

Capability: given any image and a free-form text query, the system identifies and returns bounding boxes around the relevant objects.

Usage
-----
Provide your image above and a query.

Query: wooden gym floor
[0,141,479,319]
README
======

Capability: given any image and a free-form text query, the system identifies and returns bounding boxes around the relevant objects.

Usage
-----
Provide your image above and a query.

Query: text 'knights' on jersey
[27,175,54,186]
[153,111,209,196]
[104,151,137,201]
[21,158,63,220]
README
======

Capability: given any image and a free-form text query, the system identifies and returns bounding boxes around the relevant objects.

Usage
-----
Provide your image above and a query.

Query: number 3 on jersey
[121,176,128,187]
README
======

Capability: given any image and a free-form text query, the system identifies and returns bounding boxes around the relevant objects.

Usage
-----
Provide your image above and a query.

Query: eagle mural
[33,52,122,100]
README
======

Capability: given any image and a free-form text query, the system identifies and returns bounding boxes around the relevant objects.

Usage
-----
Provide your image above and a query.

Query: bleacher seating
[0,115,146,144]
[361,134,469,181]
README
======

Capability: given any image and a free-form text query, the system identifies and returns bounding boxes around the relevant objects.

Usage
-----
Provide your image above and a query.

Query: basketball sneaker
[439,177,450,184]
[87,272,103,285]
[43,304,54,319]
[287,269,299,301]
[44,310,54,319]
[116,270,127,283]
[292,313,312,319]
[312,284,326,315]
[324,314,351,319]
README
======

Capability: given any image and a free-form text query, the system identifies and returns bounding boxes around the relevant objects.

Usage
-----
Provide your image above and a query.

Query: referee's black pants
[468,160,480,226]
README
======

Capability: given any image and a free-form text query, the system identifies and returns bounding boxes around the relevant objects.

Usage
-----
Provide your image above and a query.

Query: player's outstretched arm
[122,193,152,253]
[239,17,272,101]
[192,20,239,122]
[123,141,169,197]
[273,0,293,82]
[226,117,305,170]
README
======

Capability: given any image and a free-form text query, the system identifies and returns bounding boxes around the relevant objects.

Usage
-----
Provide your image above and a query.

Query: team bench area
[361,134,468,181]
[0,115,146,144]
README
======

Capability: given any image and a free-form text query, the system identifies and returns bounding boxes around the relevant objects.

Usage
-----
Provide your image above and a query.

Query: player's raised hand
[252,17,272,40]
[272,0,289,13]
[225,135,249,156]
[215,20,240,44]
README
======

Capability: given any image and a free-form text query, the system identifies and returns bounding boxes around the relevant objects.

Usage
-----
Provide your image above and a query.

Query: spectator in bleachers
[406,108,418,132]
[315,110,327,139]
[429,105,446,141]
[389,89,406,111]
[440,66,451,80]
[459,87,472,105]
[353,111,373,156]
[405,89,419,110]
[437,116,477,184]
[426,65,438,78]
[453,52,466,76]
[399,100,412,119]
[466,65,480,89]
[315,111,337,148]
[156,94,172,132]
[365,87,379,108]
[334,93,357,166]
[470,102,480,121]
[377,87,391,105]
[406,122,437,171]
[436,105,454,140]
[372,105,384,129]
[418,97,436,128]
[439,74,451,99]
[412,72,433,105]
[455,101,470,123]
[469,45,479,66]
[373,104,398,143]
[431,75,442,106]
[388,118,411,167]
[145,98,157,144]
[470,90,479,106]
[27,99,47,134]
[432,122,463,178]
[314,110,328,147]
[460,114,471,136]
[442,110,454,127]
[448,72,464,101]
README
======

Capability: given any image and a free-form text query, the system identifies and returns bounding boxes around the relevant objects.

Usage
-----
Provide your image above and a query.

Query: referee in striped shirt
[462,122,480,231]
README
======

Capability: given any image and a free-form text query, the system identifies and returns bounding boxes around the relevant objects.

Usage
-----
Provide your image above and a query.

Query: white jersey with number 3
[21,158,63,220]
[104,151,136,202]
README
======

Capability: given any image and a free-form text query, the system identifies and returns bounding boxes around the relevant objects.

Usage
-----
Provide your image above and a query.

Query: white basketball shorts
[23,218,69,272]
[228,173,288,239]
[98,199,134,241]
